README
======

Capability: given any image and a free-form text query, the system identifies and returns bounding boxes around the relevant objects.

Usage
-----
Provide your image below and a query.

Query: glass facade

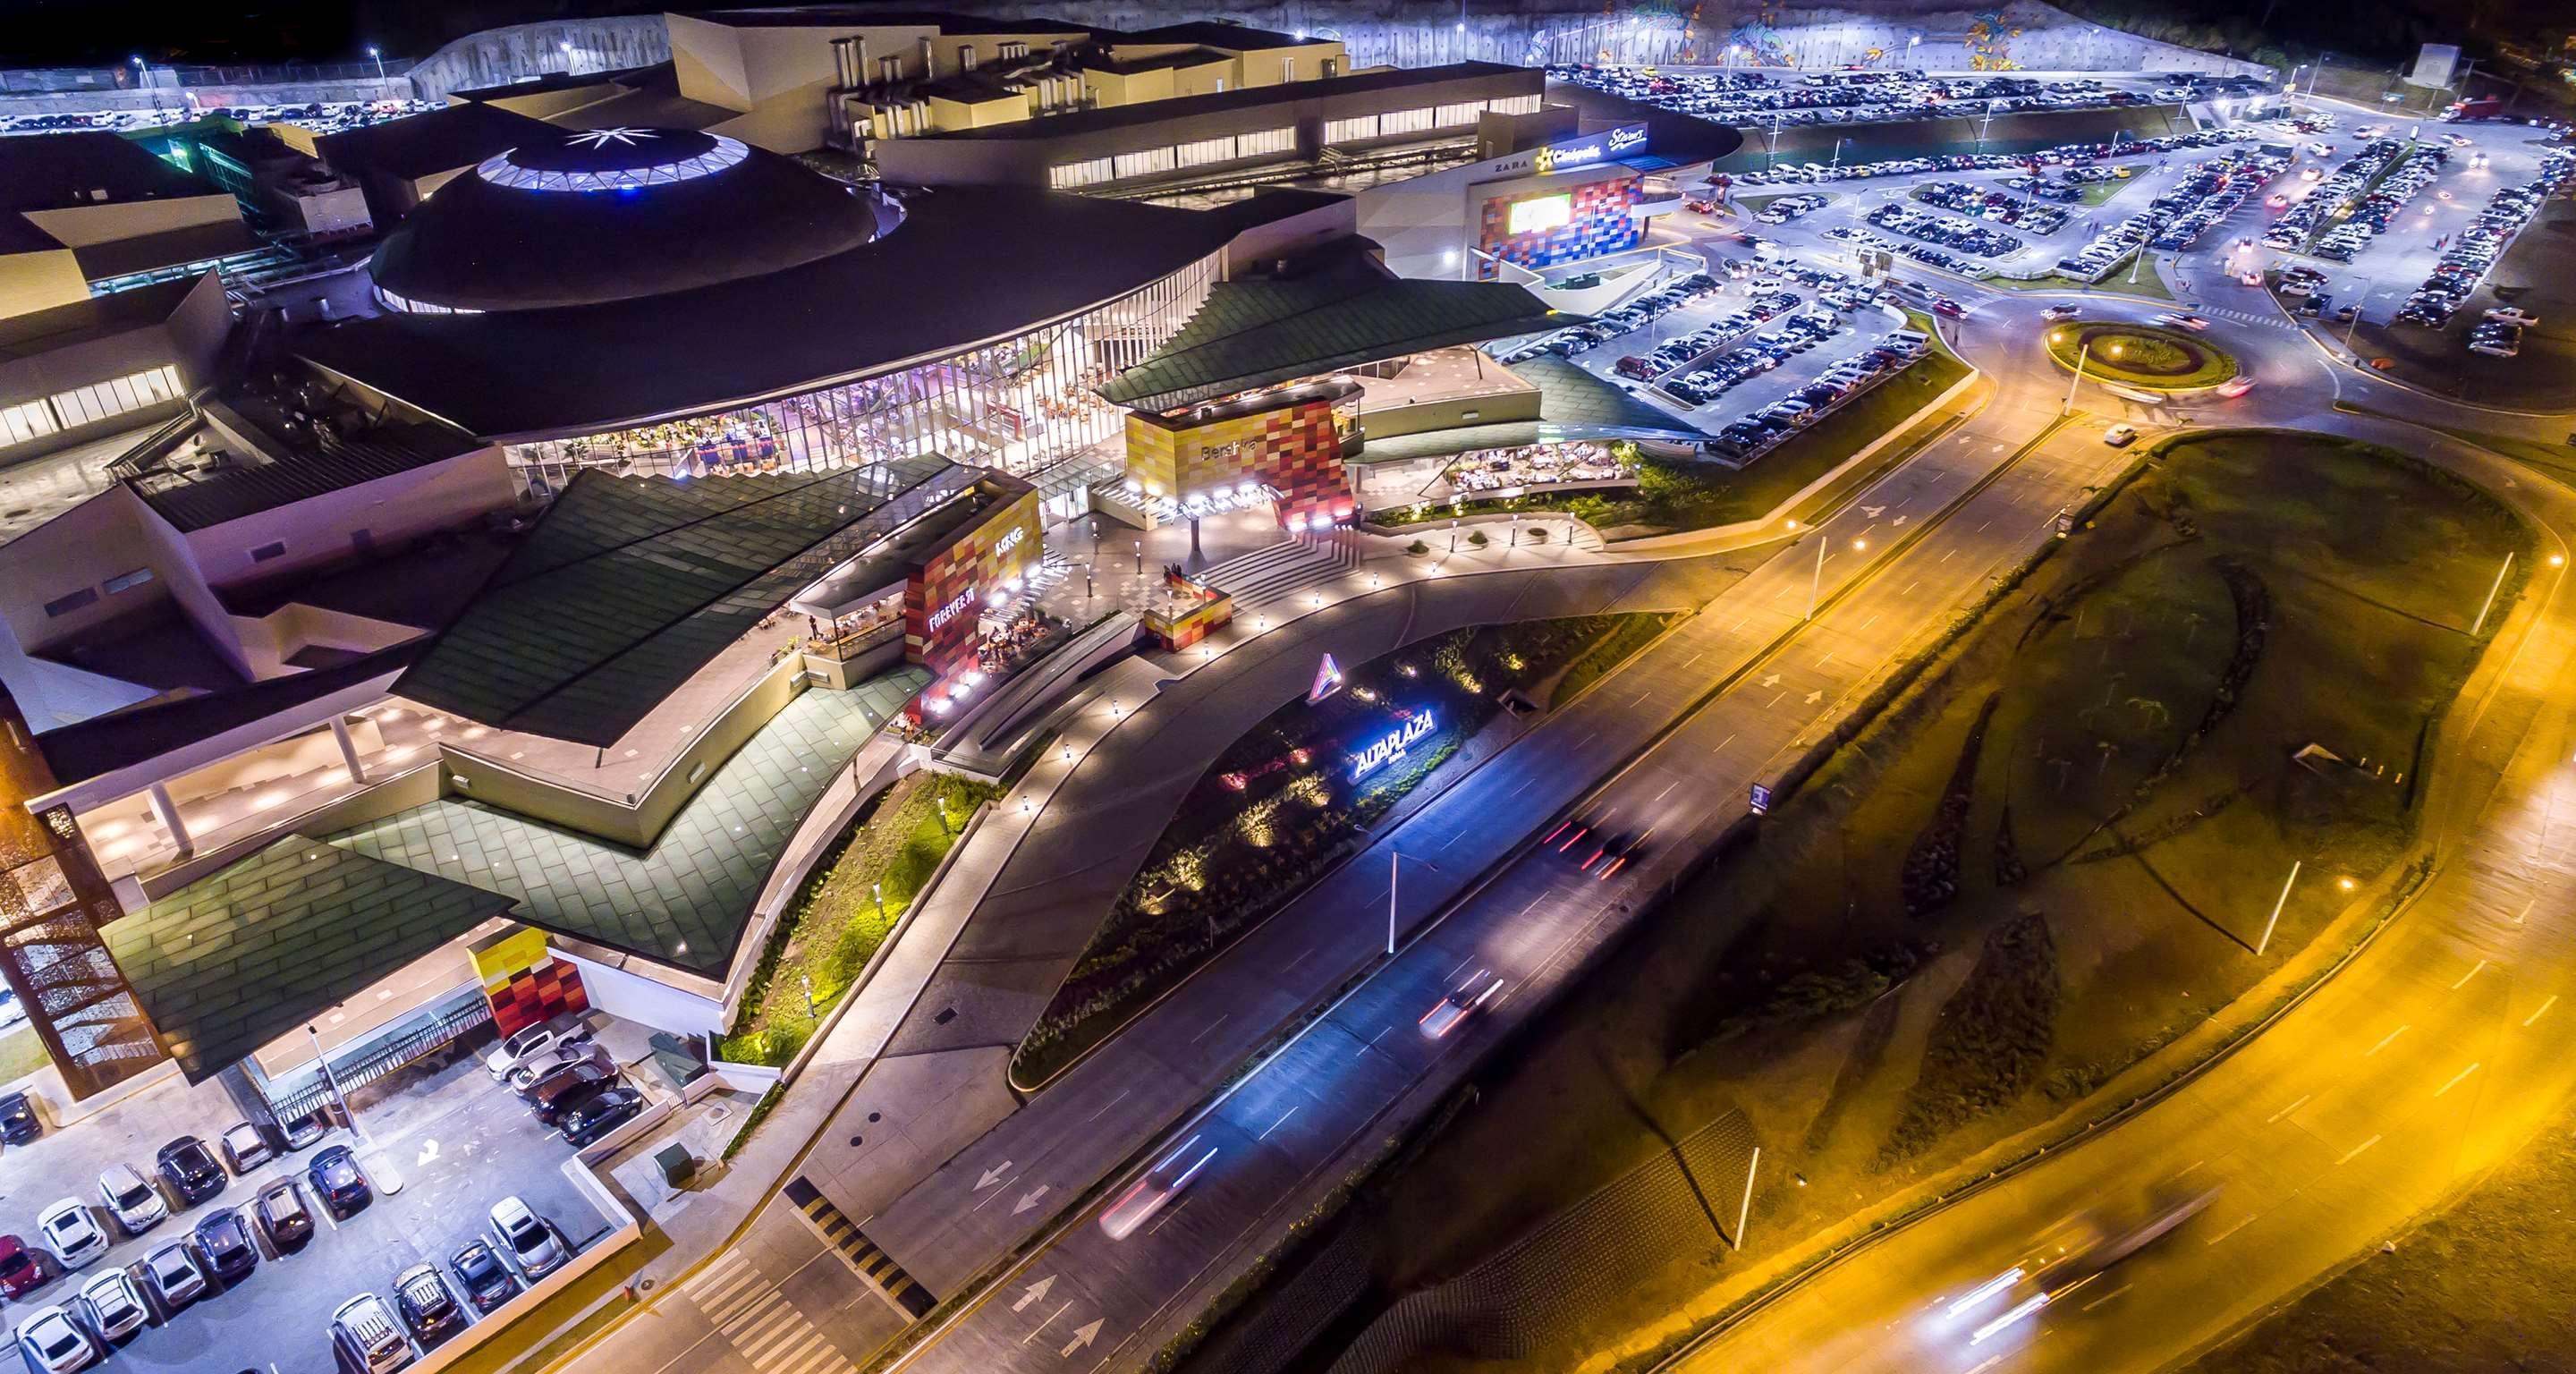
[504,254,1220,500]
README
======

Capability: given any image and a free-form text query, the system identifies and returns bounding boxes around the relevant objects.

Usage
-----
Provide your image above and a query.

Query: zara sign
[1349,708,1436,783]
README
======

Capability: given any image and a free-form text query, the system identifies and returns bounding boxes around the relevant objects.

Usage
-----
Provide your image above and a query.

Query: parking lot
[0,1022,634,1374]
[1548,63,2274,132]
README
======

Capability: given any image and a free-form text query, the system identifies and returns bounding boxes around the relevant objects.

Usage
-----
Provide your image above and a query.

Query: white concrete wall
[555,946,728,1039]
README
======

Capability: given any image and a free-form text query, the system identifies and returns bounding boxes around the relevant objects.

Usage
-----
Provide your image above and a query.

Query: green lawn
[2185,1103,2576,1372]
[2077,177,2132,208]
[2043,321,2239,390]
[1987,252,2176,301]
[1265,432,2529,1370]
[718,770,996,1065]
[0,1026,47,1086]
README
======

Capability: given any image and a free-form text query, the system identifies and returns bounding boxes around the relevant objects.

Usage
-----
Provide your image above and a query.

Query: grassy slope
[2185,1113,2576,1374]
[1307,433,2526,1366]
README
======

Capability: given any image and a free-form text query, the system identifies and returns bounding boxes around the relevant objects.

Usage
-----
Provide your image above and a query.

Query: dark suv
[395,1263,466,1343]
[307,1145,370,1217]
[448,1239,518,1313]
[156,1136,226,1206]
[191,1207,258,1284]
[559,1085,646,1146]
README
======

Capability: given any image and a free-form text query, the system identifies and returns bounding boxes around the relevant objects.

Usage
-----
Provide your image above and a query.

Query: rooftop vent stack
[919,36,937,80]
[879,55,902,85]
[959,43,979,72]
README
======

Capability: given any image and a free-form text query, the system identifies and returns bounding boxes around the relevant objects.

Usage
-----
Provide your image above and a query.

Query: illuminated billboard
[1509,193,1574,235]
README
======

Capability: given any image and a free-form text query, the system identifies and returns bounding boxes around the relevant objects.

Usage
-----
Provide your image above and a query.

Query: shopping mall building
[0,55,1724,1128]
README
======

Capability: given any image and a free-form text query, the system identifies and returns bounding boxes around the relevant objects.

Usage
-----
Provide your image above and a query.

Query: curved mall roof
[368,125,894,314]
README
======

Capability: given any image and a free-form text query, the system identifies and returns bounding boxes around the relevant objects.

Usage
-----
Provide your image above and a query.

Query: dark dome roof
[369,127,894,314]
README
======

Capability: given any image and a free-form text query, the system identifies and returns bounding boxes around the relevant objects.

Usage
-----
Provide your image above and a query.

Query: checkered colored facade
[905,487,1042,678]
[471,928,589,1039]
[1476,173,1645,280]
[1123,397,1353,528]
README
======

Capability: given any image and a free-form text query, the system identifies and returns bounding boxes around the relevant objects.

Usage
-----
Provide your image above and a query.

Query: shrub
[1406,539,1430,556]
[1468,529,1489,547]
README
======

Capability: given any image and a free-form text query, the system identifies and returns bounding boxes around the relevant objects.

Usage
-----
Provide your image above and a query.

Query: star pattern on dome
[566,126,659,148]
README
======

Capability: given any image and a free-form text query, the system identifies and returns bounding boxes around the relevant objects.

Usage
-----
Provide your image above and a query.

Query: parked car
[217,1122,275,1175]
[278,1109,331,1152]
[0,1092,42,1146]
[72,1270,145,1343]
[14,1307,97,1374]
[156,1136,225,1207]
[483,1014,592,1080]
[394,1264,465,1344]
[2103,423,2140,447]
[191,1208,258,1285]
[95,1165,165,1237]
[528,1063,619,1127]
[330,1293,415,1374]
[308,1146,370,1218]
[489,1198,569,1280]
[139,1243,207,1311]
[33,1205,103,1272]
[505,1040,611,1097]
[448,1240,518,1314]
[0,1236,43,1298]
[558,1086,646,1147]
[254,1179,313,1251]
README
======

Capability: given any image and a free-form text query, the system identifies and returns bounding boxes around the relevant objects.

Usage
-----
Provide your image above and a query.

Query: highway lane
[892,374,2142,1372]
[1669,410,2576,1374]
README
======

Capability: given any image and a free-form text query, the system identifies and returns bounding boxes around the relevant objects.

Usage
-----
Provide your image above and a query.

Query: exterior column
[330,717,367,784]
[148,783,193,858]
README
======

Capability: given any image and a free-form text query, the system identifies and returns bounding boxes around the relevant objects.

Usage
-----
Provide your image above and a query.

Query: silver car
[96,1165,165,1236]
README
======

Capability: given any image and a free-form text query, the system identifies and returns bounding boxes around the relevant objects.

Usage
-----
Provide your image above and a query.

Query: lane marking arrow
[976,1162,1013,1191]
[1804,690,1823,705]
[1759,673,1781,688]
[1013,1185,1051,1215]
[1061,1319,1103,1357]
[1013,1275,1055,1312]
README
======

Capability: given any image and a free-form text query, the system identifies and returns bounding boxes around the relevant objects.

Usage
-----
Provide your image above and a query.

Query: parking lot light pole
[2062,338,2094,415]
[308,1024,368,1145]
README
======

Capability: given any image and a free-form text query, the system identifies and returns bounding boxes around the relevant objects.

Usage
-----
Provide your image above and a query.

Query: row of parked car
[2262,138,2407,250]
[326,1196,572,1374]
[1489,271,1724,364]
[0,98,436,140]
[2148,149,2287,251]
[2310,145,2449,262]
[1913,179,2072,234]
[1864,201,2025,258]
[1751,193,1829,223]
[2394,150,2575,328]
[486,1012,648,1146]
[1613,287,1805,384]
[1700,330,1935,462]
[1722,127,2250,191]
[1662,308,1847,407]
[1547,64,2200,131]
[1826,223,1980,276]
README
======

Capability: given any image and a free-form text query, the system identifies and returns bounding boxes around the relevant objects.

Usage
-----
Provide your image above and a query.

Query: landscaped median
[718,770,997,1067]
[1007,613,1679,1089]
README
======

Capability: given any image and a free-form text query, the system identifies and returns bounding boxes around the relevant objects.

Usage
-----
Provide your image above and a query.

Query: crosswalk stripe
[723,1292,789,1337]
[742,1321,819,1367]
[705,1277,774,1327]
[766,1329,834,1371]
[695,1266,765,1316]
[682,1251,750,1296]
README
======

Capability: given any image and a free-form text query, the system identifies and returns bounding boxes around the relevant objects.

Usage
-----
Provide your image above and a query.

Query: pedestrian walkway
[2195,303,2296,330]
[680,1251,855,1374]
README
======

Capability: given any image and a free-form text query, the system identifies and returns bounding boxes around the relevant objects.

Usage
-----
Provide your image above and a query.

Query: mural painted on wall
[1476,174,1645,279]
[470,928,589,1039]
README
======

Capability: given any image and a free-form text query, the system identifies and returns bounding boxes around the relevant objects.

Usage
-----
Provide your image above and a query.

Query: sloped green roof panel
[107,836,516,1081]
[1097,261,1571,413]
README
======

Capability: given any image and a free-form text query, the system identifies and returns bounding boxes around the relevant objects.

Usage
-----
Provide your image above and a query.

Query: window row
[2,366,184,447]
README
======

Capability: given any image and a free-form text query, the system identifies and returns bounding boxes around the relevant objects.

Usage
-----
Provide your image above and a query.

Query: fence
[0,60,412,94]
[262,997,491,1122]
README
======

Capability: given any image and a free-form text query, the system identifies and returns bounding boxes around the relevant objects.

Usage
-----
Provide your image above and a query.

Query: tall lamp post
[2059,331,2094,415]
[1807,536,1866,619]
[1387,850,1436,954]
[367,45,385,79]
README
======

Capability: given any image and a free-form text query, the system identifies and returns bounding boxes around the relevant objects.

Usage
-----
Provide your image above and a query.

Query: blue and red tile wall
[1476,174,1646,280]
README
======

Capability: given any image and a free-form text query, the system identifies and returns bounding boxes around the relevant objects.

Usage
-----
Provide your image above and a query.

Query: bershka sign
[1349,708,1436,783]
[1532,122,1649,174]
[926,587,976,635]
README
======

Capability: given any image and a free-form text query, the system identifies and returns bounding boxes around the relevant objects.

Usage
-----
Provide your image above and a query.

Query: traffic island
[2043,319,2238,392]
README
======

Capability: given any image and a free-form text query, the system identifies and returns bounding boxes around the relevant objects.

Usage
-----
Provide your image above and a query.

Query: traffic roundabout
[2043,320,2241,392]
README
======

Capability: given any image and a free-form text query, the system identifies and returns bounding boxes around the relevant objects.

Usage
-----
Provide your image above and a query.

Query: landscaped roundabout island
[2043,320,2240,392]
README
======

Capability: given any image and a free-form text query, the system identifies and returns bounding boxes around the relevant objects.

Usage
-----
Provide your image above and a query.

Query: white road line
[2080,1283,2131,1312]
[1188,1013,1229,1044]
[1022,1300,1072,1345]
[2366,1023,2409,1056]
[2264,1093,2310,1124]
[1858,613,1880,631]
[2206,1214,2257,1246]
[2525,994,2558,1028]
[1901,581,1919,596]
[2435,1062,2481,1098]
[1357,1026,1390,1057]
[1683,651,1706,668]
[1766,691,1786,708]
[1080,1088,1130,1124]
[1818,651,1837,669]
[2338,1134,2382,1166]
[1716,733,1736,751]
[1656,778,1682,802]
[2451,958,2488,990]
[1259,1106,1301,1141]
[1282,945,1315,973]
[1938,547,1956,564]
[2515,897,2534,926]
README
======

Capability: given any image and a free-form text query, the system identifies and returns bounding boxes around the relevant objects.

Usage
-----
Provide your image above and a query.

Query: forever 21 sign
[927,587,976,635]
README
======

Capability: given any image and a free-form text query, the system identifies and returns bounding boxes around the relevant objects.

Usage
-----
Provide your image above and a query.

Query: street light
[2062,337,2095,415]
[1807,534,1866,618]
[366,45,384,79]
[1386,850,1437,954]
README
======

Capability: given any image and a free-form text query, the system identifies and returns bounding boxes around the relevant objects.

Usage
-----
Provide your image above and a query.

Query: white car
[2041,303,2081,321]
[2103,423,2140,447]
[2155,312,2211,332]
[14,1307,97,1374]
[1098,1134,1218,1241]
[1420,971,1507,1039]
[2486,307,2538,327]
[97,1165,166,1236]
[483,1014,591,1080]
[35,1202,106,1270]
[489,1197,568,1279]
[74,1270,147,1343]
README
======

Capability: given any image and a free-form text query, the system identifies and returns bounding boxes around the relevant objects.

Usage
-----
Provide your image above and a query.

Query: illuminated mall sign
[1533,123,1650,174]
[1349,708,1436,783]
[927,587,976,635]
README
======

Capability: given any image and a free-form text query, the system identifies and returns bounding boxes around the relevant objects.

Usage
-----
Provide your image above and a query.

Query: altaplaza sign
[1349,708,1436,783]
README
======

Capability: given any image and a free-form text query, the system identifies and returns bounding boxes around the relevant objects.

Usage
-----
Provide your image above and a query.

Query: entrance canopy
[105,836,516,1081]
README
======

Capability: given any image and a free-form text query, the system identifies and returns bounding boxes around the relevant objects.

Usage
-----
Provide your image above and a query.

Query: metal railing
[263,998,490,1122]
